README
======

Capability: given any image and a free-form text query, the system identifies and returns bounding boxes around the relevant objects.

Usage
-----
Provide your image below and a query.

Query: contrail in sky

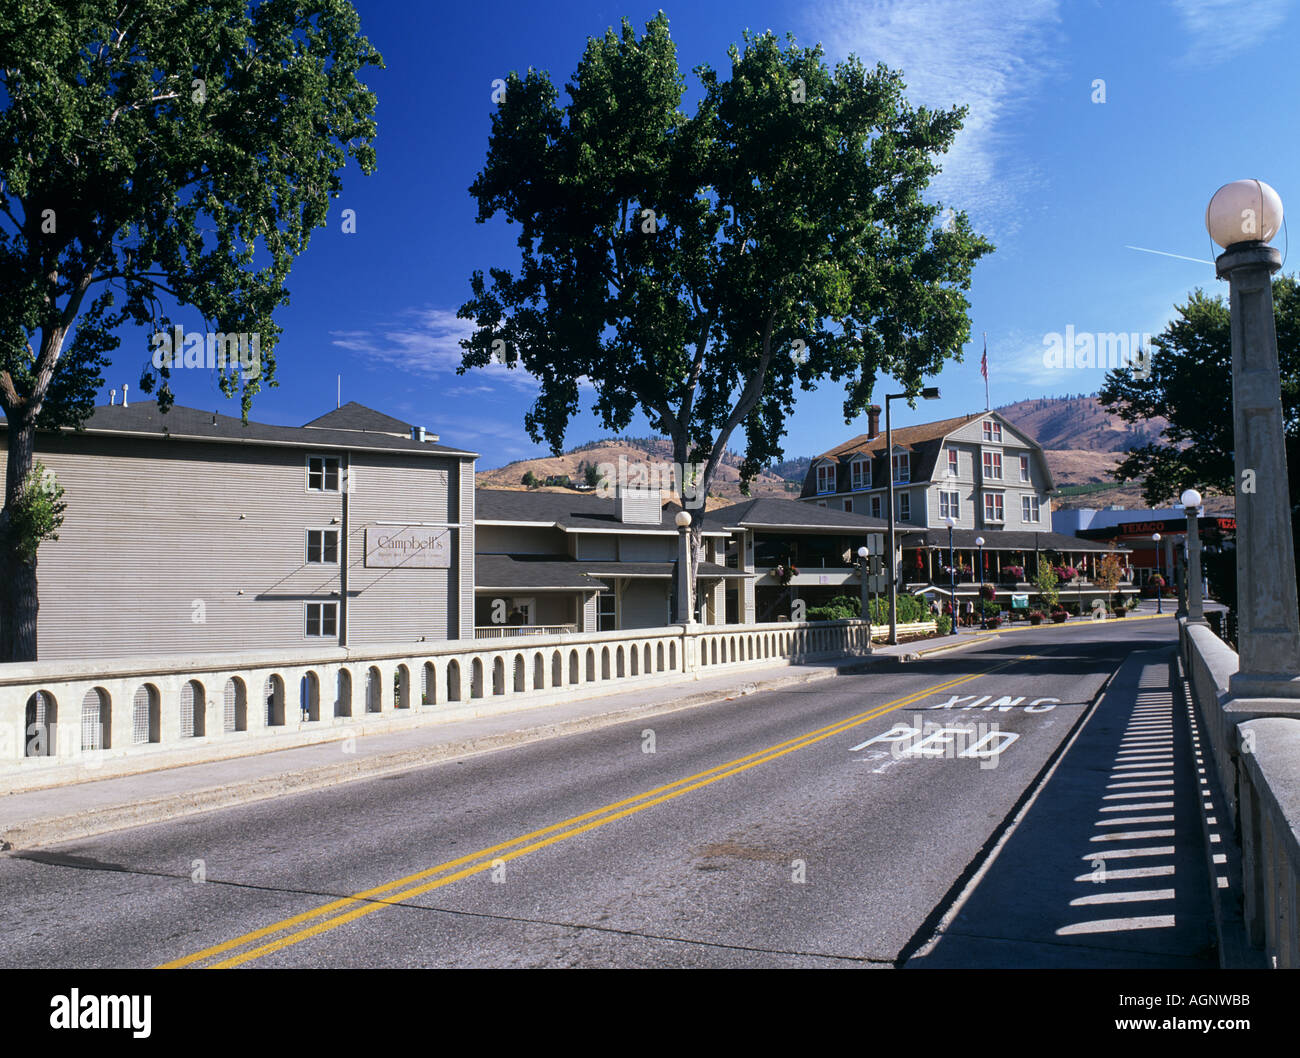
[1125,245,1214,265]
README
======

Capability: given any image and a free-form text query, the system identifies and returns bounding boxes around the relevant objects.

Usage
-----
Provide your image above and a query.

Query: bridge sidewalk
[0,644,935,850]
[906,644,1220,969]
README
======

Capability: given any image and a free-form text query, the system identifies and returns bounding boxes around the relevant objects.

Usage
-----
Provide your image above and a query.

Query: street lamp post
[1152,532,1162,614]
[945,515,957,636]
[885,386,940,645]
[857,545,873,654]
[674,510,693,625]
[1182,489,1207,626]
[1207,179,1300,699]
[976,535,986,630]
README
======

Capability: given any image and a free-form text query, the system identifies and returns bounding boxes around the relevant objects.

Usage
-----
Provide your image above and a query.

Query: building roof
[701,497,889,533]
[819,412,986,462]
[474,555,747,592]
[302,401,416,436]
[475,488,729,535]
[3,401,477,459]
[899,527,1130,553]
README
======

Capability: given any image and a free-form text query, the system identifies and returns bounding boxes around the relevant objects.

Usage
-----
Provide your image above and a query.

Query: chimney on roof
[122,383,129,408]
[867,404,881,439]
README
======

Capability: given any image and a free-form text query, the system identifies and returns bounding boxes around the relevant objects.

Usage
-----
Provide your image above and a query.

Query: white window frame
[939,491,960,520]
[1022,495,1041,523]
[870,495,882,518]
[982,450,1003,481]
[306,527,340,564]
[597,589,617,631]
[892,452,910,484]
[815,462,836,495]
[947,447,959,477]
[305,601,339,638]
[897,492,910,522]
[982,419,1003,443]
[983,492,1005,523]
[849,457,871,491]
[306,454,341,492]
[1019,453,1030,482]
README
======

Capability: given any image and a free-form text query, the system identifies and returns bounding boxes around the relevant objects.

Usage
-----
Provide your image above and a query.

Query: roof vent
[122,383,129,408]
[110,389,117,406]
[617,487,662,525]
[411,425,426,443]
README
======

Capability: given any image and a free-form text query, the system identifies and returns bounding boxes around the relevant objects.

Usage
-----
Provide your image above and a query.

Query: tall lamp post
[857,546,873,654]
[1152,532,1162,614]
[976,535,986,629]
[1181,489,1207,626]
[885,386,941,644]
[945,515,957,635]
[1207,180,1300,700]
[674,510,693,625]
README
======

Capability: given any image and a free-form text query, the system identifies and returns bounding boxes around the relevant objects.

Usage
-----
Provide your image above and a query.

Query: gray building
[0,400,476,660]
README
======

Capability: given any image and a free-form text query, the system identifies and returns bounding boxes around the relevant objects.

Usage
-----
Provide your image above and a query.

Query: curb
[0,660,877,851]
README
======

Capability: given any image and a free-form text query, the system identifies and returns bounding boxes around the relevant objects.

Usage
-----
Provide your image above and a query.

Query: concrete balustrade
[1181,617,1300,967]
[0,619,873,790]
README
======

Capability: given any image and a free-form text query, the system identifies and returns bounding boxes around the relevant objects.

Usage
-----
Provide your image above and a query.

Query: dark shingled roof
[701,497,889,532]
[302,401,414,435]
[900,527,1130,553]
[475,555,746,591]
[476,488,728,535]
[6,401,476,458]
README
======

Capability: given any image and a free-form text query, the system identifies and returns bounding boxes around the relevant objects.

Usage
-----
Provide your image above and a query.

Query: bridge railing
[1181,618,1300,967]
[0,619,872,789]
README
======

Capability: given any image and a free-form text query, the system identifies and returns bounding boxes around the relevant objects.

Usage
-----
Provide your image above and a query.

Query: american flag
[980,336,988,380]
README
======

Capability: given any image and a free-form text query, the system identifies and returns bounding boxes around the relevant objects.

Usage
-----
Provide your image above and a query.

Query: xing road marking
[160,654,1034,969]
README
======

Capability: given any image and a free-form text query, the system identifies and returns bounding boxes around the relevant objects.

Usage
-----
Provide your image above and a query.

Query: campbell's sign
[365,527,451,568]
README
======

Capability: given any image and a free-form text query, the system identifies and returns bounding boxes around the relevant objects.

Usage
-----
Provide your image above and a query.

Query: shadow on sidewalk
[906,647,1217,969]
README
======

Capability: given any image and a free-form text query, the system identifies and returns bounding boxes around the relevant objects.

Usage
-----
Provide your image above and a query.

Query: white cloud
[1170,0,1293,63]
[812,0,1062,235]
[330,307,539,391]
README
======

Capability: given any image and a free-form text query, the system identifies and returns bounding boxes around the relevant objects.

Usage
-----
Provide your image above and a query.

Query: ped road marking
[160,654,1033,969]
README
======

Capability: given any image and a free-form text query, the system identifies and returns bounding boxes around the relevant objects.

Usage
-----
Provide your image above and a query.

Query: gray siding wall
[617,534,674,562]
[620,580,669,629]
[475,525,563,554]
[1,431,472,660]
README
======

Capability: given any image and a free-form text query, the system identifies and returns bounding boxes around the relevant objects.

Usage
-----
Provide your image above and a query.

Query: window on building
[948,447,959,476]
[870,495,882,518]
[306,602,338,637]
[597,590,616,631]
[892,452,910,484]
[1020,454,1030,482]
[939,491,960,520]
[897,492,910,522]
[816,462,836,494]
[307,455,341,492]
[306,529,339,564]
[1022,495,1041,523]
[982,420,1003,443]
[983,451,1003,480]
[843,499,853,513]
[984,493,1004,523]
[850,457,871,491]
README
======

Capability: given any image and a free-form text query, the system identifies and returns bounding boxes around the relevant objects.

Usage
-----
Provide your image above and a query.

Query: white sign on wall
[364,527,451,568]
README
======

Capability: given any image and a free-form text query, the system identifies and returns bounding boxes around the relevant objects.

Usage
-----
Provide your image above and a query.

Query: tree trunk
[0,417,39,662]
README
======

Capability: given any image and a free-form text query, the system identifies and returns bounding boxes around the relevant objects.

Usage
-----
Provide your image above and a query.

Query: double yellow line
[160,656,1025,969]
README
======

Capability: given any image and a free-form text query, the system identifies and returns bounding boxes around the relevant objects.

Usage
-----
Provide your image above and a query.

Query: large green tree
[0,0,382,660]
[1098,275,1300,608]
[458,14,992,597]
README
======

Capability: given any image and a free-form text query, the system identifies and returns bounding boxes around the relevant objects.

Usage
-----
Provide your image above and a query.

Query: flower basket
[1028,611,1044,626]
[1003,565,1024,582]
[1050,610,1068,624]
[980,583,996,601]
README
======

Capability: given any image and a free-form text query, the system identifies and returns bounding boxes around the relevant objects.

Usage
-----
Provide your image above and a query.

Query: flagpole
[983,332,989,411]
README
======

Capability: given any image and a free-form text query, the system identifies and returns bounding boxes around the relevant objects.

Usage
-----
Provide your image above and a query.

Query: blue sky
[114,0,1300,466]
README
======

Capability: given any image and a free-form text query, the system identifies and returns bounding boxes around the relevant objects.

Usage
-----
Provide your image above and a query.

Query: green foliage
[1033,560,1059,609]
[0,0,384,424]
[936,614,951,634]
[5,461,65,561]
[584,462,601,488]
[522,470,538,487]
[459,12,992,497]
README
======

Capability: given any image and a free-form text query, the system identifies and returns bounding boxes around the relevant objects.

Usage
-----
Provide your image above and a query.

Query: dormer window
[982,419,1003,443]
[891,452,910,484]
[850,457,871,491]
[815,462,836,494]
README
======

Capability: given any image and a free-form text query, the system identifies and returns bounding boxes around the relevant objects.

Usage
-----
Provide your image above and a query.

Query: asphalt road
[0,618,1181,968]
